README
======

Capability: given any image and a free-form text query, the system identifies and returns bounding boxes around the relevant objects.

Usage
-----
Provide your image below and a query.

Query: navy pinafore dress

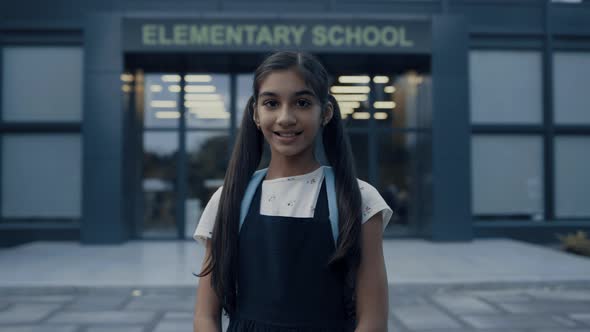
[227,167,356,332]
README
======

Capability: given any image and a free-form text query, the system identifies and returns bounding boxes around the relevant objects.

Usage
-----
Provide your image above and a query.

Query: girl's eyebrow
[258,89,316,99]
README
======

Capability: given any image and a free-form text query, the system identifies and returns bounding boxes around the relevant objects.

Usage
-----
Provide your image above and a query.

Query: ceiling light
[352,112,370,120]
[374,112,389,120]
[185,94,222,101]
[151,100,177,108]
[332,94,368,102]
[338,76,370,84]
[185,85,217,93]
[330,86,370,94]
[373,76,389,84]
[374,101,396,109]
[155,111,180,119]
[184,75,213,82]
[161,75,181,82]
[384,86,396,93]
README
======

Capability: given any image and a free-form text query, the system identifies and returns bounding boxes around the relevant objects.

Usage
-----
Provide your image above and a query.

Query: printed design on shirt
[305,177,317,184]
[287,177,296,181]
[359,185,365,191]
[266,194,276,203]
[362,205,373,218]
[287,200,296,207]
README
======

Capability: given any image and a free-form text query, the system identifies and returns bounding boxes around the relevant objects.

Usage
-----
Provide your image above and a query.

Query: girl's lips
[273,131,302,144]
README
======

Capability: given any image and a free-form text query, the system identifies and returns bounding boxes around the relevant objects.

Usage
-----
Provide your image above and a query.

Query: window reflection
[142,132,178,238]
[472,135,544,220]
[331,75,370,127]
[144,74,180,128]
[377,132,432,235]
[348,133,369,181]
[185,74,230,129]
[387,72,431,129]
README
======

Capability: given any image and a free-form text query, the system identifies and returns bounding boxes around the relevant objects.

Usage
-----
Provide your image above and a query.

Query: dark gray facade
[1,0,589,246]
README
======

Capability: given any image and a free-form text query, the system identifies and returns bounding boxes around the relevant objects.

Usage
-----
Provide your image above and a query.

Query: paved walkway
[0,239,589,331]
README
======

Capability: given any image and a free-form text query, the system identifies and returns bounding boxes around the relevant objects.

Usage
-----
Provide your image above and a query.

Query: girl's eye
[263,100,279,109]
[296,99,312,108]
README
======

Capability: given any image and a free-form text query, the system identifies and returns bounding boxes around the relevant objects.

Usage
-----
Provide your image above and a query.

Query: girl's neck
[265,158,322,181]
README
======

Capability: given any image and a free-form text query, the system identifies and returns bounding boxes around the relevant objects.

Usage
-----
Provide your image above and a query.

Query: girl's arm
[193,240,222,332]
[355,213,389,332]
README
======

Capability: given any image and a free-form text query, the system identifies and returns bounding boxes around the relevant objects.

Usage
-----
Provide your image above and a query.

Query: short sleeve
[357,179,393,231]
[193,186,223,246]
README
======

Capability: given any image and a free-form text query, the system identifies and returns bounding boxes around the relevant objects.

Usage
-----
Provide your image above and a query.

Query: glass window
[142,132,178,238]
[144,74,180,129]
[185,131,230,238]
[471,135,544,219]
[377,132,432,230]
[555,137,590,218]
[348,133,369,181]
[2,134,81,218]
[469,50,542,124]
[553,52,590,124]
[2,47,83,122]
[185,74,230,129]
[237,74,254,128]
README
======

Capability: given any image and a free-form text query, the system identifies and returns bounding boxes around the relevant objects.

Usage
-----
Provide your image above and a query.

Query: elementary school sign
[123,18,431,53]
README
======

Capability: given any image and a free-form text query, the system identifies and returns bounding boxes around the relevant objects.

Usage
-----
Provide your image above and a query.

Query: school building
[1,0,589,247]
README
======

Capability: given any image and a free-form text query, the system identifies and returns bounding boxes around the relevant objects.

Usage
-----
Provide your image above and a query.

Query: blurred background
[0,0,589,248]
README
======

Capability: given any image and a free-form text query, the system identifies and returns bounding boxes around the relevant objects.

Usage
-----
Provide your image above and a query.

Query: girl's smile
[273,130,303,144]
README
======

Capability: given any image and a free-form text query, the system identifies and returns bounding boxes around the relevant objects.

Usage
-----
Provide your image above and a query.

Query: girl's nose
[277,106,296,126]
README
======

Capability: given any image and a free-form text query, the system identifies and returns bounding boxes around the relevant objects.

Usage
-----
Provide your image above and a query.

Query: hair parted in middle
[197,51,362,318]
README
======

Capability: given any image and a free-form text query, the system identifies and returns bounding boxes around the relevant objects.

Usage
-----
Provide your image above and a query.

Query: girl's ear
[252,103,262,130]
[323,101,334,126]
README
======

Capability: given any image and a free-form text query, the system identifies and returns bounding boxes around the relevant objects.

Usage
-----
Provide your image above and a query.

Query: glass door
[140,73,231,239]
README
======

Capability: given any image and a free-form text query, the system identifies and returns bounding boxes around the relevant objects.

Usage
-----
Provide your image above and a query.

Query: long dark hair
[198,51,362,317]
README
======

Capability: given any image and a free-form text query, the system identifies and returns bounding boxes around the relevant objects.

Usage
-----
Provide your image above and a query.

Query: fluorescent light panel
[162,75,181,82]
[338,75,370,84]
[352,112,370,120]
[373,76,389,84]
[384,86,396,93]
[184,94,222,101]
[374,112,388,120]
[185,85,217,93]
[156,111,180,119]
[151,100,177,108]
[330,86,370,94]
[333,94,368,102]
[374,101,396,109]
[185,75,213,82]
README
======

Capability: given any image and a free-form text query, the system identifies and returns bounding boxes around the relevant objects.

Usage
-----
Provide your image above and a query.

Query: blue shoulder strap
[239,168,268,231]
[324,166,339,245]
[239,166,339,244]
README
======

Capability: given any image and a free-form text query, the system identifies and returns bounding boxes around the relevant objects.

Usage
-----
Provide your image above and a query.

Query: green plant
[557,231,590,257]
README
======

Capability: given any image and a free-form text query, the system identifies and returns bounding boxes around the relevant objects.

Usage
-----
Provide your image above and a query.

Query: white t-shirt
[193,166,393,245]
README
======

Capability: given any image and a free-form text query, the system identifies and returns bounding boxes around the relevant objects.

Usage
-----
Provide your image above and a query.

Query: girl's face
[254,69,332,159]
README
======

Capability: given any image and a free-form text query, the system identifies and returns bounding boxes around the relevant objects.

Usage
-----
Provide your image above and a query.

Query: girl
[193,51,392,332]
